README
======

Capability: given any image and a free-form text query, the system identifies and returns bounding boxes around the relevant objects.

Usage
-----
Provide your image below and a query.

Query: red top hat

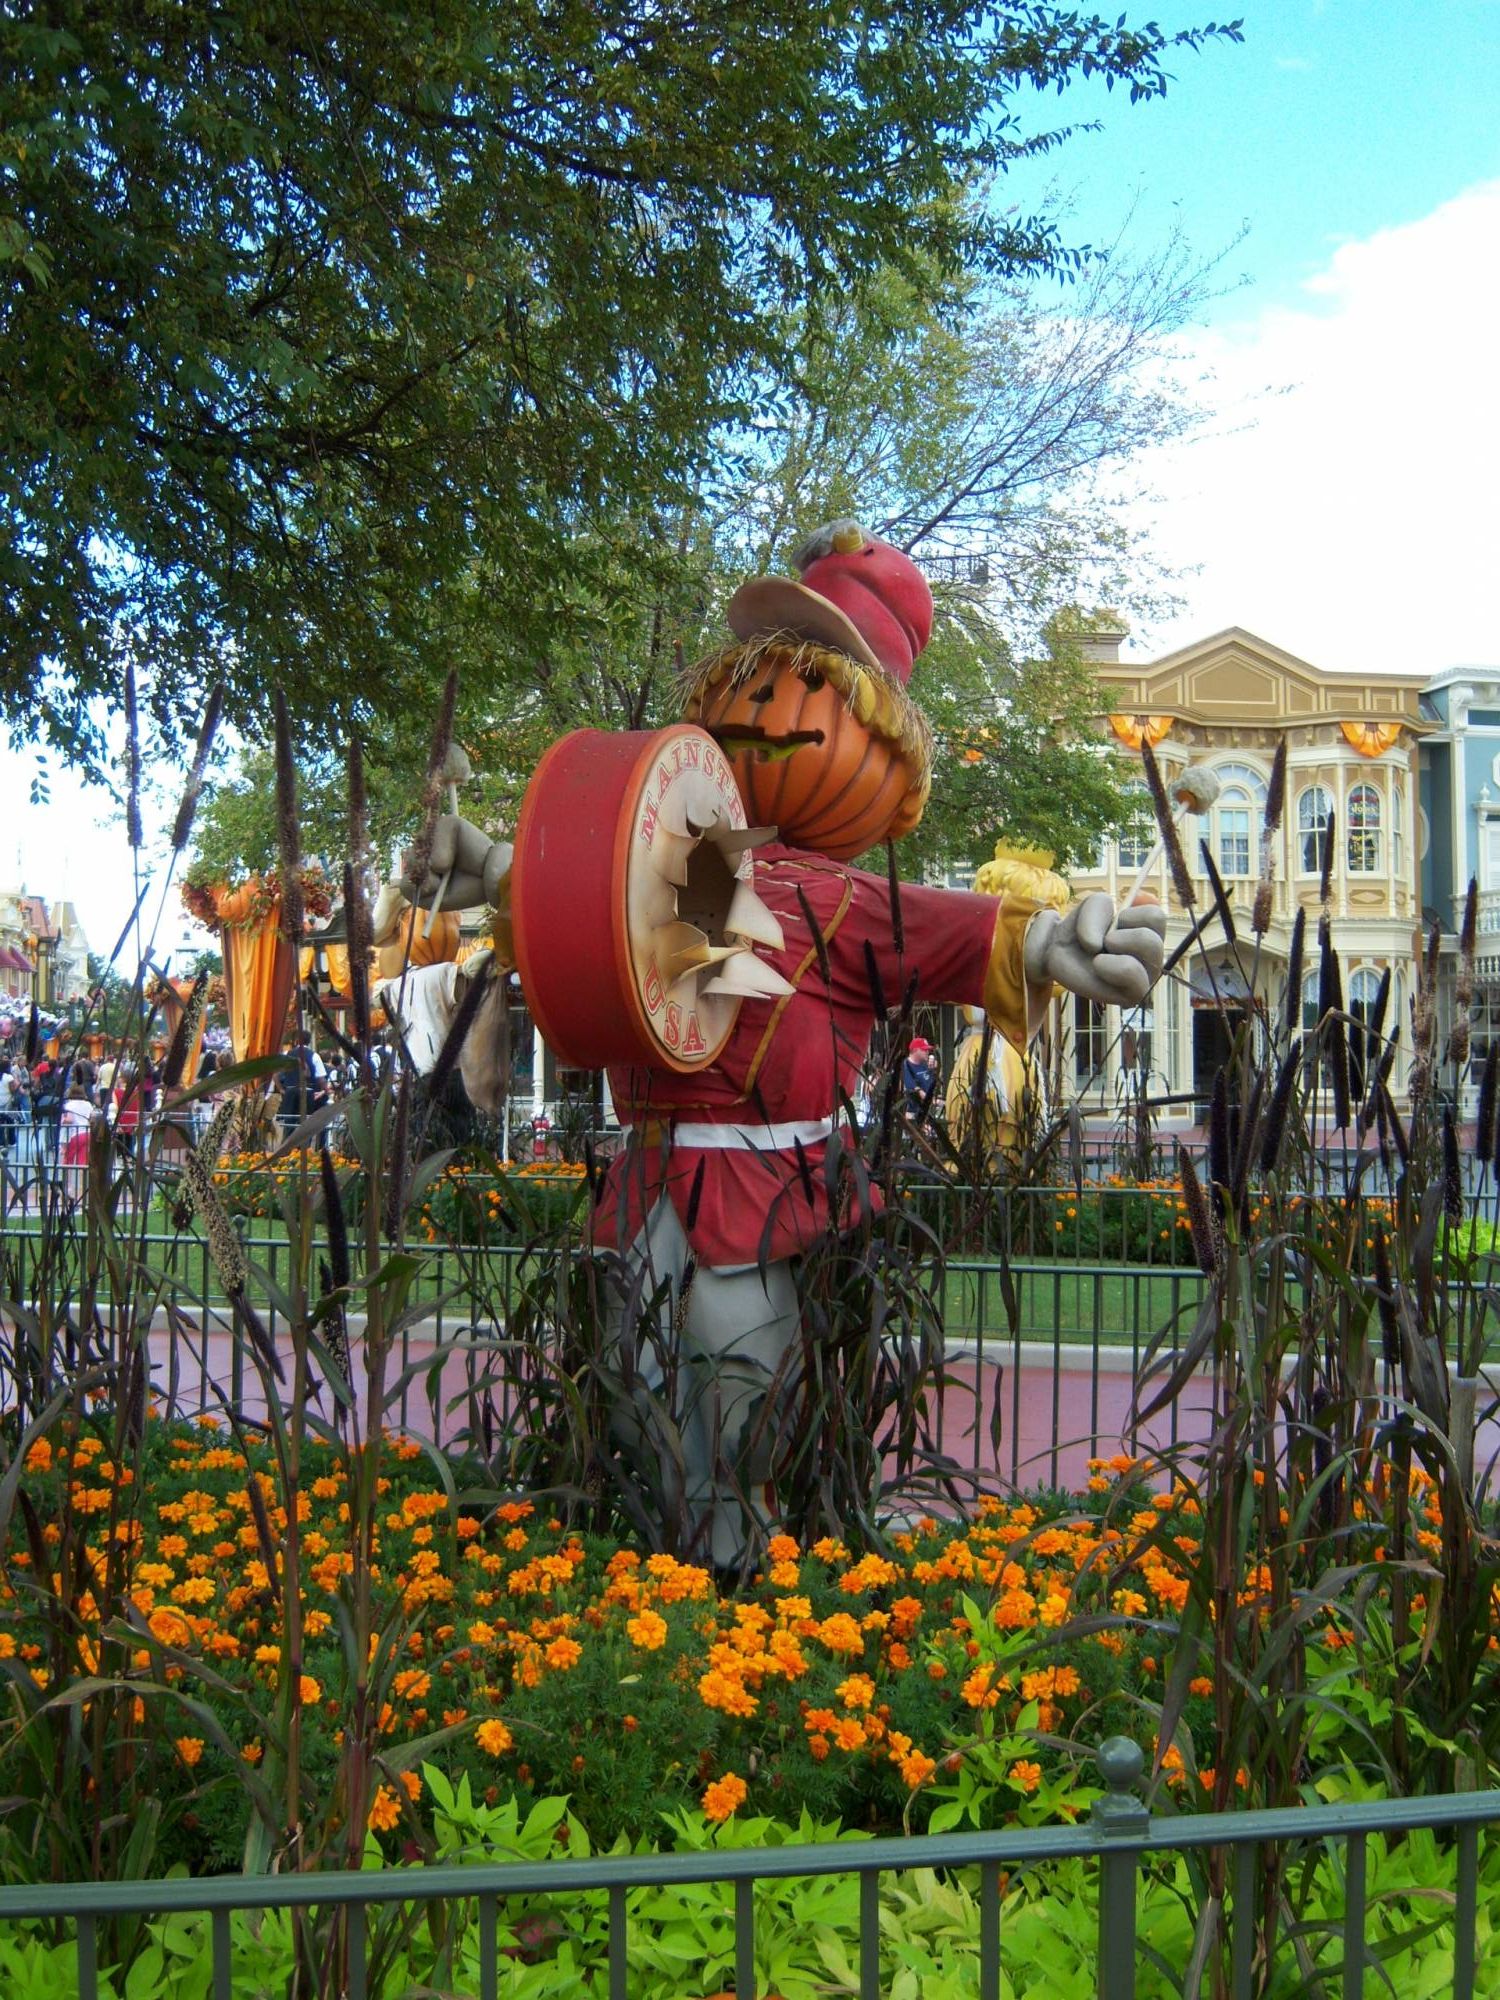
[726,522,933,686]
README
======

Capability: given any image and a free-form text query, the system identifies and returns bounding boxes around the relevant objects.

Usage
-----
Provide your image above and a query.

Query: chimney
[1074,613,1129,667]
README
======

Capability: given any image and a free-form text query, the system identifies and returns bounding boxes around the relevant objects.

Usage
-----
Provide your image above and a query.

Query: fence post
[1093,1737,1149,2000]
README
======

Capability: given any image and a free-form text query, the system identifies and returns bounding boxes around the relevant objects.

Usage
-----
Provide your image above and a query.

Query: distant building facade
[0,890,92,1010]
[1063,624,1429,1128]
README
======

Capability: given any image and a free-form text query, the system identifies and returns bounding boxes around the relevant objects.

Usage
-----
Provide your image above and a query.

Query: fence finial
[1093,1737,1148,1835]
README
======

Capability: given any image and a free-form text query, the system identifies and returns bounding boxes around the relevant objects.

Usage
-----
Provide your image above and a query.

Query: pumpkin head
[682,639,932,860]
[375,903,461,979]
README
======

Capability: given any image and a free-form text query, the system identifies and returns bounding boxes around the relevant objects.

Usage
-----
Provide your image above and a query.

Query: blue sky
[10,0,1500,954]
[1011,0,1500,318]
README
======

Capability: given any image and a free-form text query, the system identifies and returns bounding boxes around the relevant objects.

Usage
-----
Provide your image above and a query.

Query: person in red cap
[407,519,1166,1572]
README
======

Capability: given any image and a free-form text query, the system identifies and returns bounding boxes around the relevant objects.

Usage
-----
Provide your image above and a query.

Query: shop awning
[0,947,32,972]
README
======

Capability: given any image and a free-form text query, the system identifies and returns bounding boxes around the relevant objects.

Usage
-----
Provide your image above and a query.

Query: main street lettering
[640,958,706,1054]
[636,736,742,848]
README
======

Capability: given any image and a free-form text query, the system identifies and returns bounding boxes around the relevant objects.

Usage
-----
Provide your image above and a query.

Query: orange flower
[545,1637,582,1671]
[1008,1760,1042,1794]
[476,1718,513,1755]
[627,1610,668,1651]
[367,1785,401,1832]
[702,1773,748,1823]
[175,1736,204,1767]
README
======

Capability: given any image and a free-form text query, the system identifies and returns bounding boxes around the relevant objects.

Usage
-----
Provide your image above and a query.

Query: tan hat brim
[726,577,882,674]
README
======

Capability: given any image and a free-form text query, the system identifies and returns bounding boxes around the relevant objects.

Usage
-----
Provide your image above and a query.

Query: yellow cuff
[982,898,1054,1051]
[490,869,515,974]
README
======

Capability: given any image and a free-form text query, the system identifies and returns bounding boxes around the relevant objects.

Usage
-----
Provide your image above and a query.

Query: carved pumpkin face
[684,644,929,860]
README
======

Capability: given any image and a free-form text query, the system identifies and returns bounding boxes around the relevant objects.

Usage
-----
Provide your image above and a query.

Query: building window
[1073,994,1107,1086]
[1297,785,1334,876]
[1392,785,1405,881]
[1210,761,1267,880]
[1347,782,1383,873]
[1162,981,1181,1089]
[1116,786,1153,871]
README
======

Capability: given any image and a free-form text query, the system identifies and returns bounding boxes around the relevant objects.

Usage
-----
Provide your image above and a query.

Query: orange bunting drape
[1340,721,1402,758]
[1107,713,1175,751]
[214,883,296,1064]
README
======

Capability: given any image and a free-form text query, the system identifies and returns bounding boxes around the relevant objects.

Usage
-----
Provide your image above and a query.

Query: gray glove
[400,816,512,911]
[1024,893,1167,1008]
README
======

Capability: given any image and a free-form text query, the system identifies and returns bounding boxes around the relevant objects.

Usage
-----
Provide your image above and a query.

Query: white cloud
[1129,180,1500,677]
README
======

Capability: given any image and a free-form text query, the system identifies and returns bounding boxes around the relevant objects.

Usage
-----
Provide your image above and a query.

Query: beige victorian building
[1064,624,1428,1123]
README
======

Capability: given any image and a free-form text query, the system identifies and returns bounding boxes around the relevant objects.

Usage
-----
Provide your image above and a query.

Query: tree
[190,224,1230,881]
[1,2,1240,771]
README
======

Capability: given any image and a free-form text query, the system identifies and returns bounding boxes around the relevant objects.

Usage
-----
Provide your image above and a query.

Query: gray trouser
[607,1198,798,1568]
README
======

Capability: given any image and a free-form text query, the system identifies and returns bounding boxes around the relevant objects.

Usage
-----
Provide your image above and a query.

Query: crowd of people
[0,1052,163,1174]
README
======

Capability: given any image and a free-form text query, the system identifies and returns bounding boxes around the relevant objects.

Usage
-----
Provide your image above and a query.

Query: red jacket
[593,845,1041,1266]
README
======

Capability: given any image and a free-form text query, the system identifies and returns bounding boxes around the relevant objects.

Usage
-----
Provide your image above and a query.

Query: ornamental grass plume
[404,669,460,903]
[1442,1105,1464,1224]
[1259,1039,1302,1174]
[1198,840,1237,947]
[1263,738,1288,838]
[1253,741,1287,935]
[273,689,304,943]
[885,839,905,956]
[1476,1043,1500,1169]
[170,685,225,852]
[124,658,143,850]
[1141,740,1195,910]
[1449,876,1479,1065]
[1283,907,1306,1039]
[1457,877,1479,1009]
[1318,806,1336,903]
[160,970,207,1092]
[1316,915,1350,1131]
[1177,1142,1218,1278]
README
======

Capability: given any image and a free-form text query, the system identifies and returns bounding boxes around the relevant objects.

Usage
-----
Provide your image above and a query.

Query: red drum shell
[510,726,745,1073]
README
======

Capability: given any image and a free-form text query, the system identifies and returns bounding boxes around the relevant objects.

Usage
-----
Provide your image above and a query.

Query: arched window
[1348,783,1383,873]
[1297,785,1334,876]
[1211,761,1267,880]
[1116,785,1153,870]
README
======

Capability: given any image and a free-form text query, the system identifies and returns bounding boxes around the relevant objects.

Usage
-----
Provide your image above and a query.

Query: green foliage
[0,0,1240,770]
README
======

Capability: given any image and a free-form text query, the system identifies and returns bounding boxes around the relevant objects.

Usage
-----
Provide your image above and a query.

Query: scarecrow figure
[405,523,1165,1566]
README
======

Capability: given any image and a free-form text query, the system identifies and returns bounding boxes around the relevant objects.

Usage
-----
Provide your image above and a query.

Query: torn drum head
[510,725,792,1073]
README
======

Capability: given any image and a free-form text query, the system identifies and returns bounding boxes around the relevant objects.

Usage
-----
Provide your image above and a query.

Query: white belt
[670,1116,837,1151]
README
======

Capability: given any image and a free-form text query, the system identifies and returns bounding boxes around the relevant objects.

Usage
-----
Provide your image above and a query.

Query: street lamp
[30,933,55,1009]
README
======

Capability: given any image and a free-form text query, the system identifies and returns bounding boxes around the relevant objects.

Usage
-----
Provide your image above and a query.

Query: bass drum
[510,725,790,1073]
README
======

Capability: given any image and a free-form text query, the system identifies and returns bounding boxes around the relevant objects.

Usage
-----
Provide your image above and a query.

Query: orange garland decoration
[1107,713,1174,751]
[1340,721,1402,759]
